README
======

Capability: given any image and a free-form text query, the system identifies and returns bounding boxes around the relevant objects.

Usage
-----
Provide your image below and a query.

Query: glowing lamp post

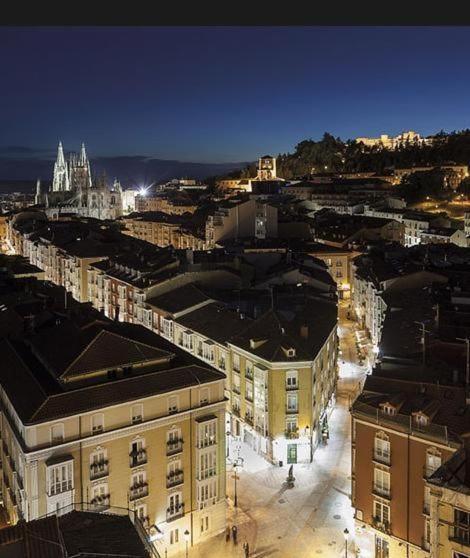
[184,529,190,558]
[343,528,349,558]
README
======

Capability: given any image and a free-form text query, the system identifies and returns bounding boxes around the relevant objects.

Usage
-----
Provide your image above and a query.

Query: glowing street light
[139,186,149,197]
[344,528,350,558]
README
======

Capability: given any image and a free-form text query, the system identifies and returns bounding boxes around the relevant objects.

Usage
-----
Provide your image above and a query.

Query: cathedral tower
[52,142,70,192]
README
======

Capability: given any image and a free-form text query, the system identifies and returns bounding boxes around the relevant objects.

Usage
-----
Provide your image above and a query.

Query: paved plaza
[181,303,367,558]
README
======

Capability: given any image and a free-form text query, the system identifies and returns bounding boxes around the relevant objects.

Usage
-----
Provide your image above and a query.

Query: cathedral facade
[35,142,123,220]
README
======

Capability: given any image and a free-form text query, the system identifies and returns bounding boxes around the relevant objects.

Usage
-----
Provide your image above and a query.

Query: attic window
[380,403,396,416]
[413,413,428,428]
[282,347,296,358]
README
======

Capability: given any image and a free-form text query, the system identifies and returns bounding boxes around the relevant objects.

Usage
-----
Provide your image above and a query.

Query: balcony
[285,429,299,439]
[90,460,109,480]
[372,450,391,466]
[450,526,470,546]
[232,407,240,418]
[90,495,110,511]
[166,503,184,522]
[245,416,254,427]
[372,485,391,499]
[166,470,184,488]
[129,449,147,468]
[167,439,183,456]
[372,516,391,535]
[129,482,149,501]
[286,407,299,415]
[286,384,298,391]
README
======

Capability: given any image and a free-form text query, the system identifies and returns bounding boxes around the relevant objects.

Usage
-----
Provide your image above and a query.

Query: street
[185,301,367,558]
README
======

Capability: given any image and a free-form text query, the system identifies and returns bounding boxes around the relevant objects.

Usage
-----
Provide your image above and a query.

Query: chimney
[300,324,309,339]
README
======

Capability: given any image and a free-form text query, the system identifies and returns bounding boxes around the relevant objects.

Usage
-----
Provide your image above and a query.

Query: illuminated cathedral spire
[52,141,70,192]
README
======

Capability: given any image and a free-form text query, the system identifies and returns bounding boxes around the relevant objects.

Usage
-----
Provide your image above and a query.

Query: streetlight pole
[184,529,190,558]
[343,528,349,558]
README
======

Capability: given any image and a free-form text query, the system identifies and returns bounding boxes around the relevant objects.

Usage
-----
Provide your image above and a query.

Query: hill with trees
[223,130,470,181]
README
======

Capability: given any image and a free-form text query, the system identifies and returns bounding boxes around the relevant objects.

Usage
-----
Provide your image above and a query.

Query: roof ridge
[61,329,106,378]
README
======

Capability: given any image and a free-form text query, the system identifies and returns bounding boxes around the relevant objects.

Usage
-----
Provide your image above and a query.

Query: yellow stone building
[0,317,226,557]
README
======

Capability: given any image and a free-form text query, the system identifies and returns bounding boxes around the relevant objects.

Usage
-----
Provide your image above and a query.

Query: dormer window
[283,347,296,358]
[380,403,396,416]
[413,413,428,428]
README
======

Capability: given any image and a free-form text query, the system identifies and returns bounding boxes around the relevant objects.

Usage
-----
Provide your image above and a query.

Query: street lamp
[232,456,244,507]
[343,528,349,558]
[183,529,190,558]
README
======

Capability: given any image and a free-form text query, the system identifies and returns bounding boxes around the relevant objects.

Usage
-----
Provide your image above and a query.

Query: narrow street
[185,301,367,558]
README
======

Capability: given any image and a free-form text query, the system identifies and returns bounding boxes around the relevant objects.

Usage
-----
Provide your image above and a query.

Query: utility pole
[415,321,431,367]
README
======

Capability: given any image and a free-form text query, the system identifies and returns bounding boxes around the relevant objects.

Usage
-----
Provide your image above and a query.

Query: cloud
[0,146,56,158]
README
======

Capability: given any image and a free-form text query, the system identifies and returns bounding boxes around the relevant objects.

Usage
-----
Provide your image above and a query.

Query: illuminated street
[183,303,367,558]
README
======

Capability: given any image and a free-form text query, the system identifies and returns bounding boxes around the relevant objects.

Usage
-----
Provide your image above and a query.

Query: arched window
[374,431,390,465]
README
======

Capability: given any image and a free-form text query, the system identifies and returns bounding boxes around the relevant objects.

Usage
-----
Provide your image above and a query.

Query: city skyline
[2,26,470,167]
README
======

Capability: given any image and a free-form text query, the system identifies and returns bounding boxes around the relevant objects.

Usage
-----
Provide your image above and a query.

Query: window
[373,468,390,497]
[136,503,147,525]
[48,461,73,495]
[90,448,108,477]
[130,438,146,466]
[286,417,298,433]
[198,478,217,506]
[168,395,179,414]
[200,388,209,406]
[425,448,441,477]
[131,470,146,486]
[202,340,215,362]
[91,414,104,435]
[375,537,389,558]
[381,404,396,416]
[374,432,390,464]
[424,486,431,514]
[414,413,428,427]
[200,515,210,534]
[454,509,470,546]
[336,271,342,278]
[131,404,143,424]
[287,393,298,412]
[233,354,240,372]
[50,424,64,444]
[198,449,217,479]
[373,501,390,524]
[170,528,179,545]
[286,370,298,389]
[198,420,217,448]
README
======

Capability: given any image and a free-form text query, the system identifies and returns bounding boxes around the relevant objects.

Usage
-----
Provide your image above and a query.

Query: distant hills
[0,154,249,192]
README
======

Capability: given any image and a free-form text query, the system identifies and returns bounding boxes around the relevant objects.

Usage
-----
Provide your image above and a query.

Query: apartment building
[311,211,404,249]
[419,227,468,248]
[205,197,278,248]
[305,242,360,299]
[363,208,450,247]
[351,374,468,558]
[426,446,470,558]
[0,315,226,557]
[164,287,338,465]
[351,248,447,349]
[135,193,198,215]
[393,165,469,189]
[121,212,207,250]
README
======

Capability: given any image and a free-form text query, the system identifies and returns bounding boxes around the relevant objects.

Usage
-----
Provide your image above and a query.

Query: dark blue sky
[2,26,470,163]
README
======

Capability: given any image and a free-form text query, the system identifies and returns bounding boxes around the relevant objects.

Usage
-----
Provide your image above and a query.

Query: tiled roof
[146,283,212,315]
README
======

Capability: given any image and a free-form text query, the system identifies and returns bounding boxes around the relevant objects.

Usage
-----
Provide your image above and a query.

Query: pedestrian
[232,524,238,544]
[244,541,250,557]
[226,525,231,542]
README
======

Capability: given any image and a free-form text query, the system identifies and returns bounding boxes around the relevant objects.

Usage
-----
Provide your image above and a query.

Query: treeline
[222,130,470,181]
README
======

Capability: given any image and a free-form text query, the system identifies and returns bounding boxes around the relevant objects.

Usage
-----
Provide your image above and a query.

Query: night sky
[2,26,470,166]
